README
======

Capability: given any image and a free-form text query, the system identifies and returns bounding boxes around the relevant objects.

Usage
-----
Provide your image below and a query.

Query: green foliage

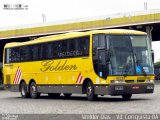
[154,61,160,66]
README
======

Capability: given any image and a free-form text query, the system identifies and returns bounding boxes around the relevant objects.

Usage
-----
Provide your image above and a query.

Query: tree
[154,61,160,66]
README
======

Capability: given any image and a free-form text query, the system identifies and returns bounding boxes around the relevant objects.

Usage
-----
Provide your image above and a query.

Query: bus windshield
[92,34,154,78]
[109,35,154,76]
[131,35,154,75]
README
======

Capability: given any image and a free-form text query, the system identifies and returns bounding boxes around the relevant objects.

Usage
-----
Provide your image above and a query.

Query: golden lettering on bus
[40,60,78,72]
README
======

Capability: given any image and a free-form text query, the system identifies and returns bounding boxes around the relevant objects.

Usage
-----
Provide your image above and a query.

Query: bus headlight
[146,79,154,83]
[111,80,125,84]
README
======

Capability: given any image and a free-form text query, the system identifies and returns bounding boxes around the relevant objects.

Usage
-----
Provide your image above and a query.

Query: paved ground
[0,84,160,114]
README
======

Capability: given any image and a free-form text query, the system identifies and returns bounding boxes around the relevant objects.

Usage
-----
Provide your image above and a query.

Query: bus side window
[30,45,39,61]
[52,41,59,59]
[68,39,76,53]
[67,39,78,57]
[10,47,20,63]
[58,40,67,58]
[40,43,52,60]
[78,37,89,56]
[46,43,53,59]
[20,46,30,61]
[61,41,67,53]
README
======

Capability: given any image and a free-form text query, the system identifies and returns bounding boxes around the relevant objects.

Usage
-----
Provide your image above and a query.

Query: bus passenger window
[61,41,67,53]
[20,46,30,61]
[52,42,59,58]
[46,43,53,59]
[68,39,76,52]
[31,45,39,60]
[58,41,67,58]
[10,47,20,62]
[78,37,89,56]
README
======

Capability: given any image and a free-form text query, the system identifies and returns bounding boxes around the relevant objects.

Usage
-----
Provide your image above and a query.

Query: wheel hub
[31,86,36,95]
[87,86,92,96]
[22,87,25,95]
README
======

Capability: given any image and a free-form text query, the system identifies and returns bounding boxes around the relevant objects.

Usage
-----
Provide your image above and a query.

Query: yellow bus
[3,29,154,101]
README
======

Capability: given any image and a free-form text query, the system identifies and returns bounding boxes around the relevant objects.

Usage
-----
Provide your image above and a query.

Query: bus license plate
[115,86,124,90]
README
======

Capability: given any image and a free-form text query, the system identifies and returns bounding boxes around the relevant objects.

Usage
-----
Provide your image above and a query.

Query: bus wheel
[86,81,97,101]
[29,82,40,99]
[122,94,132,100]
[20,82,30,98]
[63,93,72,98]
[48,93,60,98]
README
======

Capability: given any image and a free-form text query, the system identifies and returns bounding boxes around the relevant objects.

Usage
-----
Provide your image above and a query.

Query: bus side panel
[36,57,97,94]
[21,61,42,84]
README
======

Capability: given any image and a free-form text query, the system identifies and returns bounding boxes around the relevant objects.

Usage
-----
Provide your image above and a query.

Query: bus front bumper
[94,83,154,95]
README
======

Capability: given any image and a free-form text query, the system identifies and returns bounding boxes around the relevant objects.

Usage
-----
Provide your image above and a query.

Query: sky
[0,0,160,62]
[1,0,160,27]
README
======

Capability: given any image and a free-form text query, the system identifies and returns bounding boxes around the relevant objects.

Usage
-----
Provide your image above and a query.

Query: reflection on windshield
[109,35,154,76]
[109,35,134,75]
[131,35,154,75]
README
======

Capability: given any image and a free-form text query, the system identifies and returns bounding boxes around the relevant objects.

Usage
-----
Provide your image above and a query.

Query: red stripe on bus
[16,69,22,84]
[76,73,81,83]
[13,67,22,84]
[15,68,20,84]
[78,75,83,84]
[13,67,19,84]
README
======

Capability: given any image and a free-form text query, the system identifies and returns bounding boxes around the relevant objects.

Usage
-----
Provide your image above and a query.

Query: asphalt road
[0,84,160,114]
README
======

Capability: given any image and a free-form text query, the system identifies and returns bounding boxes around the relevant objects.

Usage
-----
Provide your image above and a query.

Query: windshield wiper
[123,62,131,76]
[136,60,147,76]
[123,55,132,76]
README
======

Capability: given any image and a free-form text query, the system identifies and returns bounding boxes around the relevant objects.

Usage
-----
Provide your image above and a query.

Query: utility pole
[42,14,46,23]
[144,2,148,10]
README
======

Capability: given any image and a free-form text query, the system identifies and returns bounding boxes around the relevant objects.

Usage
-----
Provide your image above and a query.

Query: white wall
[152,41,160,63]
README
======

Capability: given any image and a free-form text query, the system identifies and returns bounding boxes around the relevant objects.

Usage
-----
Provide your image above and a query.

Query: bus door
[94,48,109,79]
[93,35,109,79]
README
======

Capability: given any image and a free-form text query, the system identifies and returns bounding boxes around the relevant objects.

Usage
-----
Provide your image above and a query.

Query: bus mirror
[151,50,154,63]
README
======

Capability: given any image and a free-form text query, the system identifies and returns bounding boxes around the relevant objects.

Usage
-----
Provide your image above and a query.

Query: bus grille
[125,80,134,83]
[125,80,145,83]
[137,80,145,83]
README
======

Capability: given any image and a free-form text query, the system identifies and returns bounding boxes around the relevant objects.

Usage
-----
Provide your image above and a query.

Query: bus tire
[63,93,72,98]
[20,82,30,98]
[48,93,60,98]
[122,94,132,100]
[29,82,40,99]
[86,81,97,101]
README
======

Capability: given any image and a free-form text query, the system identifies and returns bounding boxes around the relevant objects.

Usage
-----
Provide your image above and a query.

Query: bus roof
[4,29,147,48]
